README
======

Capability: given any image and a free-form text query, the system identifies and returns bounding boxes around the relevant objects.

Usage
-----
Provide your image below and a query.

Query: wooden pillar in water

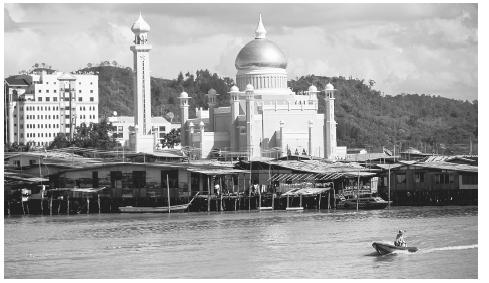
[207,176,211,212]
[248,186,251,211]
[98,194,101,214]
[40,190,44,215]
[333,182,336,209]
[21,194,25,215]
[287,195,290,209]
[271,193,275,210]
[87,196,90,214]
[67,195,70,215]
[50,194,53,216]
[318,193,321,210]
[167,174,171,214]
[57,198,61,215]
[328,191,331,210]
[258,191,262,209]
[300,194,303,208]
[219,177,223,211]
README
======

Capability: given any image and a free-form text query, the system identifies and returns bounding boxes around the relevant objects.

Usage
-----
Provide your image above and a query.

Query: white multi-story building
[4,68,99,147]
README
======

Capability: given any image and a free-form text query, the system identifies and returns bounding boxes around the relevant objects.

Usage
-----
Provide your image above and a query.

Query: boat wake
[419,244,478,254]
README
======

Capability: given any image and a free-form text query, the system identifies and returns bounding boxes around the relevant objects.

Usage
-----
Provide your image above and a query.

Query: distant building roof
[5,75,32,86]
[108,116,171,125]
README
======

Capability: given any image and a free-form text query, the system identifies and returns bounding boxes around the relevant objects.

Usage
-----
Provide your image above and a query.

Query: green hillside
[84,66,477,154]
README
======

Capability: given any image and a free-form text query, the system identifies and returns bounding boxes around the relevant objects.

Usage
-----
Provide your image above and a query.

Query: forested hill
[85,66,477,154]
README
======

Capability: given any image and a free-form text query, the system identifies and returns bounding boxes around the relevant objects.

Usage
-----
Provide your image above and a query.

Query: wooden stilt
[328,191,331,210]
[57,198,61,215]
[67,195,70,215]
[98,194,101,214]
[50,195,53,216]
[219,177,223,211]
[333,182,336,209]
[287,195,290,209]
[259,192,262,209]
[87,197,90,214]
[271,193,275,210]
[300,194,303,208]
[318,193,321,210]
[40,190,44,215]
[207,176,211,212]
[167,174,171,214]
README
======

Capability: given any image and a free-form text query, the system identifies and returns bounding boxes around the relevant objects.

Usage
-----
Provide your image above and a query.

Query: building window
[54,90,57,93]
[90,97,94,102]
[415,173,424,184]
[79,90,82,93]
[90,90,94,93]
[46,97,50,102]
[78,97,82,102]
[65,115,70,119]
[46,90,49,93]
[38,97,42,102]
[38,90,41,93]
[53,97,57,102]
[462,174,477,185]
[435,174,450,184]
[159,126,166,132]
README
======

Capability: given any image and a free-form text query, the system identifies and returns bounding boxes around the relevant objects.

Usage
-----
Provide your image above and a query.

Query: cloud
[3,3,478,100]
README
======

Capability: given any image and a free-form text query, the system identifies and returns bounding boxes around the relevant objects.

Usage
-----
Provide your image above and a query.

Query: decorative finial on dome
[255,14,267,39]
[132,12,150,33]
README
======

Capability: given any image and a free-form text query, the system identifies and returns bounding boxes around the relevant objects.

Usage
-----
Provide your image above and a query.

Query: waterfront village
[4,14,478,215]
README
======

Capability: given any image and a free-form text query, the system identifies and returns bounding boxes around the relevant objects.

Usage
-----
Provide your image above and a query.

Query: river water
[4,206,477,279]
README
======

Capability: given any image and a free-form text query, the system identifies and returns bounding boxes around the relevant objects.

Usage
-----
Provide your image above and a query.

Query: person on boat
[394,230,407,247]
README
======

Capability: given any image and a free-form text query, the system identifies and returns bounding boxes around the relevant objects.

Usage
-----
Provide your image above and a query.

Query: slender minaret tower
[324,83,337,160]
[179,91,190,146]
[207,88,217,131]
[229,85,240,152]
[245,84,255,158]
[130,13,153,153]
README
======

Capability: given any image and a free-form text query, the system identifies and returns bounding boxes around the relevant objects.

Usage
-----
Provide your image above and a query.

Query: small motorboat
[372,242,418,255]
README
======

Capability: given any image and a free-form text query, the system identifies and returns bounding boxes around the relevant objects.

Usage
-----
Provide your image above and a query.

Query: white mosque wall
[214,112,232,132]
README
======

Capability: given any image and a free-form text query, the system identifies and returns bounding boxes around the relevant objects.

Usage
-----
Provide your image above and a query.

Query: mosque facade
[179,15,345,160]
[129,14,345,160]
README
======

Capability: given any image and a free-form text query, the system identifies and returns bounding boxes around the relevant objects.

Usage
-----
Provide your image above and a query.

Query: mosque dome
[325,83,335,91]
[230,85,239,92]
[208,88,217,95]
[131,13,150,33]
[308,85,318,92]
[235,15,287,70]
[245,84,254,91]
[179,91,189,99]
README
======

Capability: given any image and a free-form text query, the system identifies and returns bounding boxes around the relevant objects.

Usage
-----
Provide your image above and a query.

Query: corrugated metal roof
[282,187,332,196]
[411,162,477,173]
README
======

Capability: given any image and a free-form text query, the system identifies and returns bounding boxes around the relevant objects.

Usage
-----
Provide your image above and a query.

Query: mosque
[129,14,346,160]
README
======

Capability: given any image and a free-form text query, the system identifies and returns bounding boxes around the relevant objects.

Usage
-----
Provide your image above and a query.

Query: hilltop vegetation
[80,66,477,154]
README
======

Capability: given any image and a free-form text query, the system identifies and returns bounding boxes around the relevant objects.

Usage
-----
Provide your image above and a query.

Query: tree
[112,60,118,67]
[165,112,174,122]
[48,133,71,149]
[87,63,93,68]
[160,128,181,148]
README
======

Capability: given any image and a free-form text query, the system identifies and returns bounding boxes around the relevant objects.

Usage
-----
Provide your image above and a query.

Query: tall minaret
[324,83,337,160]
[179,91,190,146]
[229,85,240,151]
[245,84,255,158]
[130,13,153,153]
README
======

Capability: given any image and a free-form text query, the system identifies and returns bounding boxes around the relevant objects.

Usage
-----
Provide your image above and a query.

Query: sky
[4,3,478,100]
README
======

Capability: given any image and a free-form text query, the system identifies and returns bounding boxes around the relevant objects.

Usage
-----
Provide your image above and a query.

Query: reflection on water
[4,206,477,279]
